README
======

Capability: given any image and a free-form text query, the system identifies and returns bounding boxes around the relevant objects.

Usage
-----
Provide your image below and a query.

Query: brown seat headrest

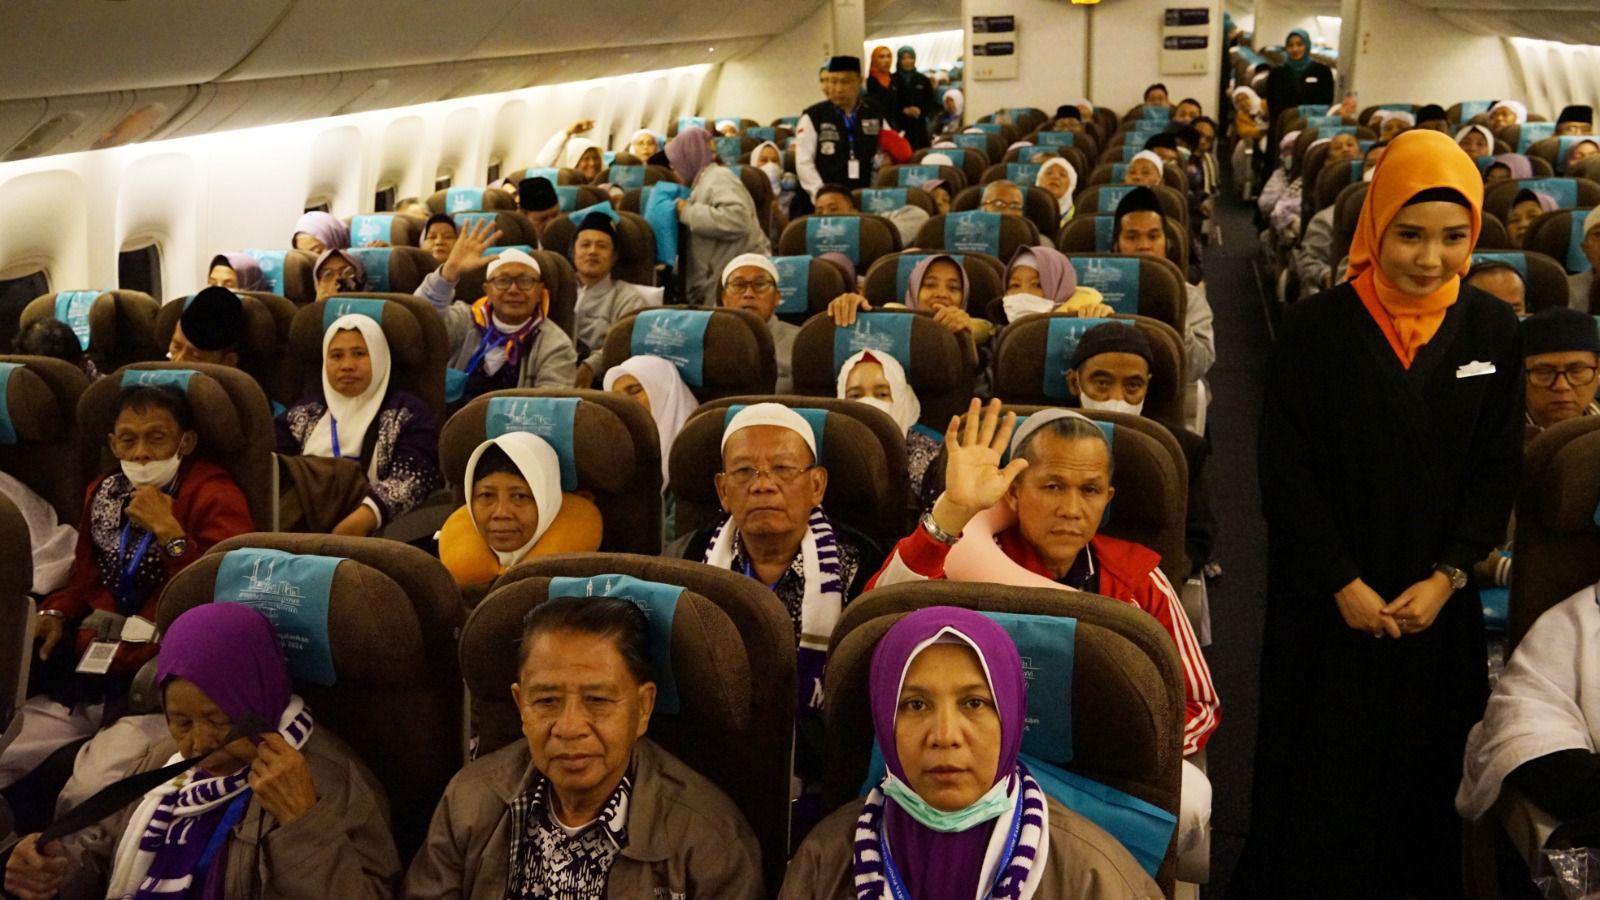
[602,307,775,401]
[1,363,61,443]
[440,391,638,499]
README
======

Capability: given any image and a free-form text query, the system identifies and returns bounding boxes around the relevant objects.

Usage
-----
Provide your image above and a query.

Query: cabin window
[304,199,331,214]
[0,269,50,348]
[118,243,162,298]
[435,172,453,191]
[486,160,501,184]
[374,184,397,212]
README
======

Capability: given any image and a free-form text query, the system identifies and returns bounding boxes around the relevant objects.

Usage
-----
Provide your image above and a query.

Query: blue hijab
[1284,29,1315,75]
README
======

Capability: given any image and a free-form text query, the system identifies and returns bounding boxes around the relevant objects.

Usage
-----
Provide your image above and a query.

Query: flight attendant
[1239,129,1522,898]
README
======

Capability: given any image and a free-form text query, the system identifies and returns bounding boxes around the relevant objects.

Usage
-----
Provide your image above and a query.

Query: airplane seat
[1083,161,1189,197]
[1290,127,1377,175]
[767,255,849,327]
[598,164,681,189]
[551,184,609,214]
[1073,183,1191,232]
[1573,156,1600,185]
[788,310,979,430]
[1332,181,1369,268]
[1058,214,1190,278]
[1466,250,1569,313]
[0,355,89,523]
[290,295,450,424]
[1509,415,1600,651]
[964,175,1063,243]
[777,214,903,274]
[873,163,969,194]
[453,248,580,342]
[346,246,439,295]
[156,533,465,859]
[347,213,424,248]
[79,363,276,529]
[714,134,759,166]
[601,307,777,401]
[1313,160,1364,216]
[1525,209,1596,277]
[1487,178,1600,227]
[426,186,517,215]
[669,398,910,551]
[154,291,298,407]
[992,308,1186,424]
[0,493,31,751]
[465,556,795,897]
[726,163,775,236]
[230,250,318,305]
[911,147,987,186]
[1475,213,1512,251]
[853,186,937,218]
[538,209,658,288]
[450,210,539,248]
[20,290,162,374]
[912,211,1040,262]
[937,131,1005,166]
[861,249,1006,315]
[822,582,1186,894]
[439,389,663,563]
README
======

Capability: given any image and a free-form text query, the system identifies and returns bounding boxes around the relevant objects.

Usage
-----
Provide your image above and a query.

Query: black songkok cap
[1055,105,1082,120]
[180,287,245,352]
[827,56,863,73]
[1559,105,1595,125]
[518,176,559,213]
[1143,132,1179,152]
[1522,307,1600,357]
[1416,104,1447,123]
[575,211,617,242]
[1113,185,1165,235]
[1070,321,1154,369]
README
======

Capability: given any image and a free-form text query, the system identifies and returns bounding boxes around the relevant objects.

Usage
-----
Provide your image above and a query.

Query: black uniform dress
[798,96,889,192]
[892,69,938,150]
[1264,59,1336,171]
[1238,283,1523,899]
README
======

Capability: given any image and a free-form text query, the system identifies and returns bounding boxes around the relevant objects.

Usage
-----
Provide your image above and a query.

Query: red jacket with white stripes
[866,526,1221,756]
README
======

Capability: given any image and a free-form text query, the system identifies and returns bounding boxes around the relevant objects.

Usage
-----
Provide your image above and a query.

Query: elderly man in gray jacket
[570,212,650,388]
[405,596,762,900]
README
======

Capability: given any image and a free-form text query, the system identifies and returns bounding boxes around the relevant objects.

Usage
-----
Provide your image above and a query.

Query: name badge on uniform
[76,640,119,675]
[863,118,882,136]
[848,158,861,179]
[1306,77,1319,83]
[820,140,837,156]
[1456,360,1496,379]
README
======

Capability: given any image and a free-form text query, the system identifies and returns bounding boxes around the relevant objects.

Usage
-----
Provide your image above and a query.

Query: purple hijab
[211,253,265,292]
[1490,154,1534,181]
[870,607,1028,900]
[1006,245,1078,303]
[157,603,292,728]
[314,248,367,289]
[291,211,350,251]
[1515,188,1560,214]
[904,254,970,309]
[666,126,717,186]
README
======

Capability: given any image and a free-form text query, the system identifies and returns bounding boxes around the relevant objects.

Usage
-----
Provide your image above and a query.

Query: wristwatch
[163,536,190,559]
[1434,562,1468,592]
[920,513,960,546]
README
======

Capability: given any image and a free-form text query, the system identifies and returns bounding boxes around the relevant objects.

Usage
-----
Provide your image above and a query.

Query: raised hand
[930,399,1029,537]
[440,218,503,282]
[828,293,873,327]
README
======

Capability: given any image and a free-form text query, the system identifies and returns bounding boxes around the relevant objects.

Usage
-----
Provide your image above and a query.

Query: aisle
[1196,181,1274,899]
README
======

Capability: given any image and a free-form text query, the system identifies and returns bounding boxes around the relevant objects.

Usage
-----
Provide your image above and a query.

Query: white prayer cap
[486,248,541,279]
[721,253,779,288]
[1130,150,1166,172]
[923,153,955,167]
[721,402,817,460]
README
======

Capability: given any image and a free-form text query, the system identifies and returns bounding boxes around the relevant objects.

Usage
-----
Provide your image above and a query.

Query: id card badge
[847,158,861,180]
[76,640,119,675]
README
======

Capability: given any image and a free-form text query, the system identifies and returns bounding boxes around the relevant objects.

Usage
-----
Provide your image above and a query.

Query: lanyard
[114,522,157,612]
[329,417,342,459]
[740,554,784,591]
[878,781,1023,900]
[193,793,251,879]
[839,105,859,159]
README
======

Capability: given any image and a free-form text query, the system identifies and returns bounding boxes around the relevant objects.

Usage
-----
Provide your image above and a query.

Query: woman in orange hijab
[1239,128,1523,899]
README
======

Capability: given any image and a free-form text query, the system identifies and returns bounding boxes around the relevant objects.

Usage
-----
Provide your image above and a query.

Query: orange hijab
[1345,129,1483,367]
[870,46,893,88]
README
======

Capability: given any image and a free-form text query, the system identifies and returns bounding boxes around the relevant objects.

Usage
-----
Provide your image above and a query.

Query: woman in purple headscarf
[206,254,265,292]
[779,606,1159,899]
[667,125,771,305]
[4,603,399,900]
[290,211,350,255]
[1508,188,1559,248]
[1484,153,1534,186]
[1000,246,1112,323]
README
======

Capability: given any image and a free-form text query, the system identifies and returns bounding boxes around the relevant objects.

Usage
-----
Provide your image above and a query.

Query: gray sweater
[681,165,770,307]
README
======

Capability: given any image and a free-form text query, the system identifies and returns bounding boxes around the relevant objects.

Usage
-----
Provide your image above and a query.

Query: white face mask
[856,396,895,418]
[759,162,783,189]
[1078,395,1146,417]
[121,453,183,488]
[1362,165,1377,182]
[1002,292,1056,322]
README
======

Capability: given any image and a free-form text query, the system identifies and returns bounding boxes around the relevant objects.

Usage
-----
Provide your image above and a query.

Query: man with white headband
[414,219,578,407]
[717,253,798,392]
[666,402,876,823]
[866,399,1219,857]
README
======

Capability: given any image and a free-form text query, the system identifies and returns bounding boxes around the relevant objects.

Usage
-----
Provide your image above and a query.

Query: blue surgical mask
[882,772,1013,832]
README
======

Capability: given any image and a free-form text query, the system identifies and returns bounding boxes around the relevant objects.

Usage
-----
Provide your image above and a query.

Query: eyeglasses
[722,464,812,487]
[488,275,540,291]
[316,268,353,283]
[981,200,1023,212]
[1528,364,1599,388]
[725,279,776,295]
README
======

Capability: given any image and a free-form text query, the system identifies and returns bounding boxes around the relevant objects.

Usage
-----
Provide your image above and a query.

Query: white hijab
[1489,100,1528,124]
[603,354,699,488]
[463,432,564,568]
[563,137,604,170]
[1038,157,1078,203]
[836,349,921,436]
[944,89,965,116]
[1455,124,1494,150]
[304,313,391,468]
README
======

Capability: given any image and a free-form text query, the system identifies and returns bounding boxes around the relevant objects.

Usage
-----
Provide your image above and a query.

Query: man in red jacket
[1,384,253,790]
[865,398,1218,855]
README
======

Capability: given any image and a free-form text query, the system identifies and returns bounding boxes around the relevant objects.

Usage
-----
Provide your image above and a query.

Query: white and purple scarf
[106,698,314,900]
[852,764,1050,900]
[704,505,842,713]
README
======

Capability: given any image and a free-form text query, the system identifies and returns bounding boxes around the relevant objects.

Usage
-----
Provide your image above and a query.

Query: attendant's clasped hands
[1335,572,1455,639]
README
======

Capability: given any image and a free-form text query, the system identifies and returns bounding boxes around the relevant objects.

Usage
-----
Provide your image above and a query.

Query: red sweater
[43,458,253,673]
[868,526,1221,756]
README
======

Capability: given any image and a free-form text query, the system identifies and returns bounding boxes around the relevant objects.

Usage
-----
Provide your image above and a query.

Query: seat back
[1574,156,1600,186]
[1470,250,1576,313]
[154,291,299,408]
[233,250,319,305]
[157,533,464,858]
[439,389,662,557]
[0,492,29,740]
[1057,214,1189,279]
[1510,416,1600,650]
[777,215,903,273]
[912,212,1041,261]
[956,180,1063,244]
[343,246,438,295]
[551,184,610,214]
[536,209,658,288]
[1485,178,1600,225]
[0,356,89,522]
[1524,208,1597,276]
[1313,158,1364,214]
[503,166,591,188]
[1495,123,1559,155]
[1332,180,1369,268]
[470,555,794,896]
[996,252,1189,334]
[289,294,450,423]
[79,363,276,529]
[943,130,1007,166]
[912,147,987,186]
[768,256,849,327]
[992,312,1186,422]
[823,583,1185,891]
[453,248,580,340]
[853,187,936,218]
[346,213,424,248]
[1476,212,1513,252]
[873,163,968,193]
[669,398,909,550]
[602,307,776,402]
[1072,183,1190,231]
[20,291,163,374]
[861,250,1006,316]
[788,310,980,428]
[598,164,680,188]
[427,186,517,214]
